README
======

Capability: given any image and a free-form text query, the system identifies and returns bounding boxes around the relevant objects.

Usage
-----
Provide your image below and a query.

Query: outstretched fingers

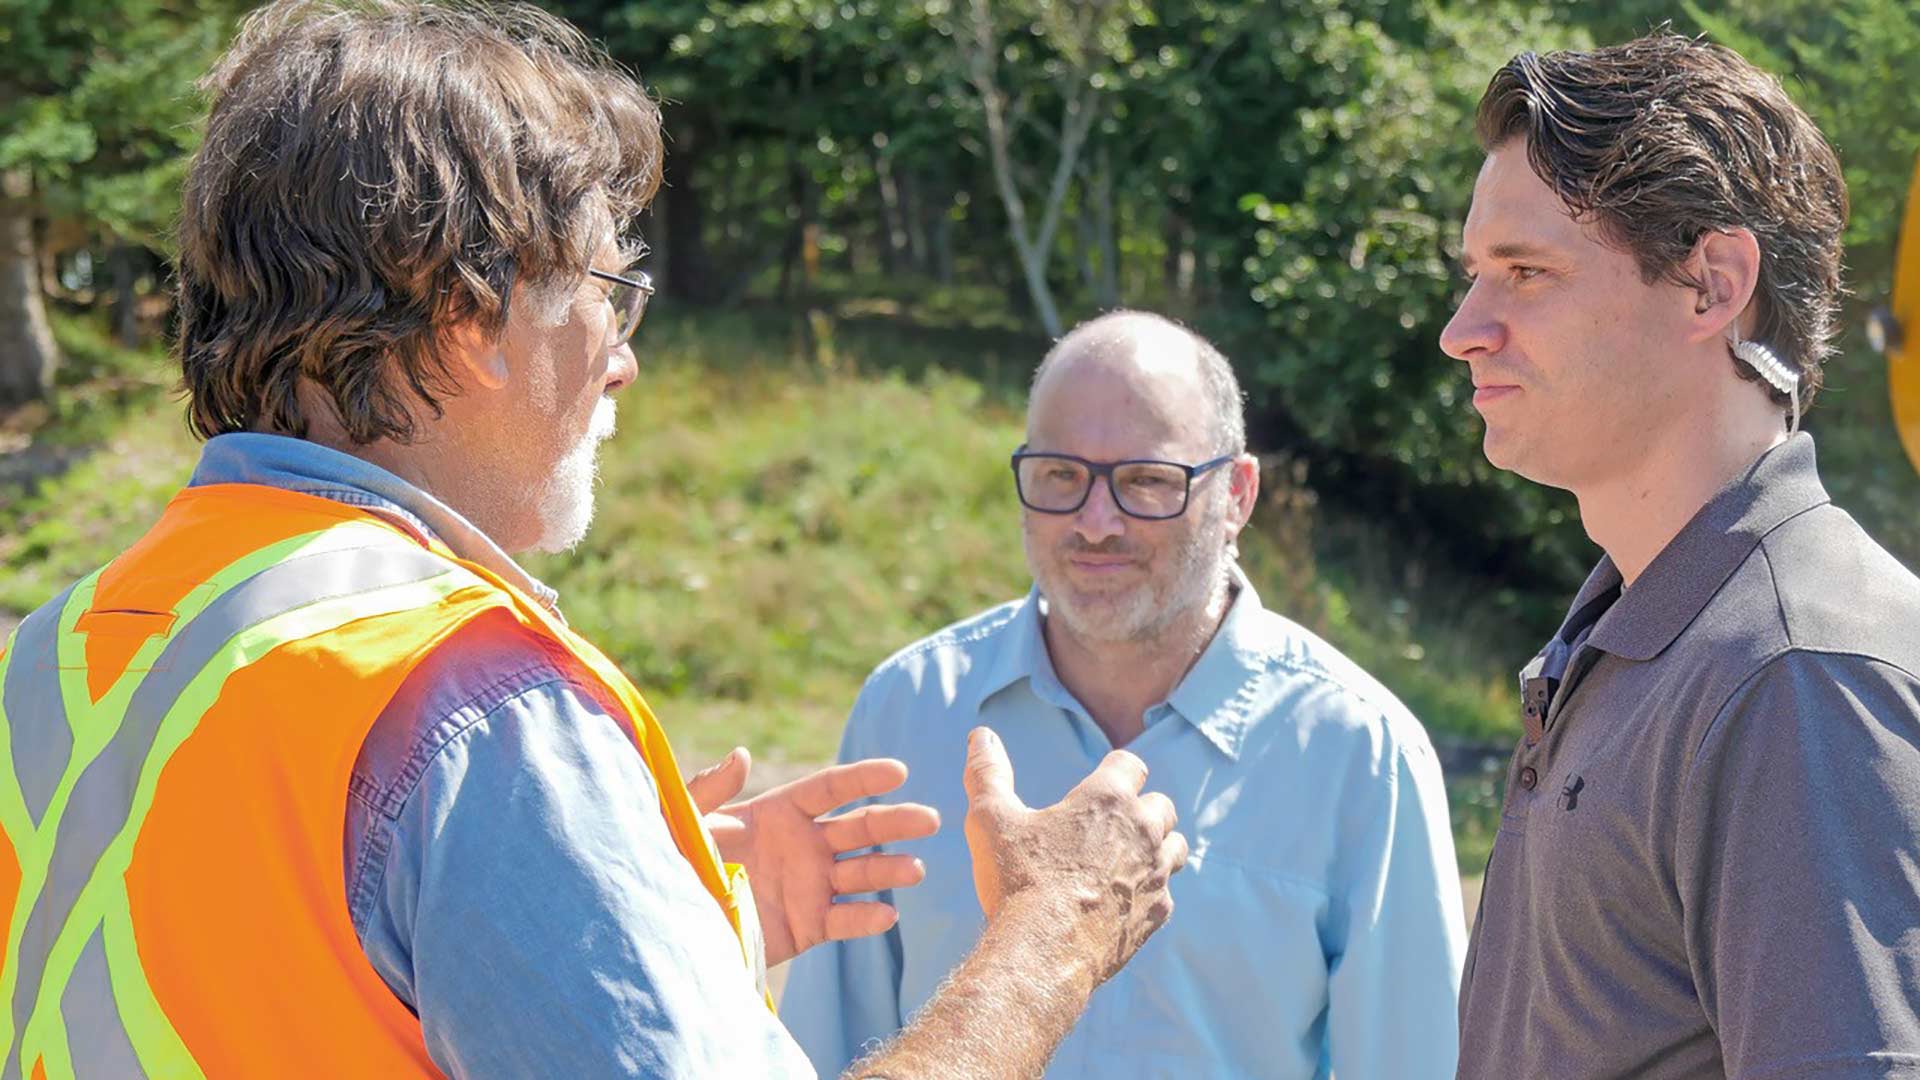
[824,900,900,942]
[787,757,912,818]
[821,802,942,853]
[829,852,927,895]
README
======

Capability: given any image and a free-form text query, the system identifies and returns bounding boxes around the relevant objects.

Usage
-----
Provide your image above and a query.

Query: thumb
[687,746,751,815]
[962,727,1022,814]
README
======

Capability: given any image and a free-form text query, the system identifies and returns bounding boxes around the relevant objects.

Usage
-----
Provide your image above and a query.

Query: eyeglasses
[588,267,654,346]
[1010,445,1233,520]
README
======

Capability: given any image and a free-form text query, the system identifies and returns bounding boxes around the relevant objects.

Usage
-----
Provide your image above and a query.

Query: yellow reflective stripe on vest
[0,524,482,1079]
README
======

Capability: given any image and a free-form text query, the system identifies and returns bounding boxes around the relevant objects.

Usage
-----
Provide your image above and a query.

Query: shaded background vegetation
[4,0,1919,872]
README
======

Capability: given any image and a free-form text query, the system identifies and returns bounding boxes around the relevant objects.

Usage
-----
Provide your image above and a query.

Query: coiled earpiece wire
[1728,327,1801,434]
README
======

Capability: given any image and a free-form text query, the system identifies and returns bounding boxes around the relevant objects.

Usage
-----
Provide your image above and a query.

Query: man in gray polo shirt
[1443,33,1920,1078]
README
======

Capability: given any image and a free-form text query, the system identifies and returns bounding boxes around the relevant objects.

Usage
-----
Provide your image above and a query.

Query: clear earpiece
[1728,329,1800,434]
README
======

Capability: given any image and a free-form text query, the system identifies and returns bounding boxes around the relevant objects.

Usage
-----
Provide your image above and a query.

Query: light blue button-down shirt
[780,577,1466,1079]
[188,433,813,1079]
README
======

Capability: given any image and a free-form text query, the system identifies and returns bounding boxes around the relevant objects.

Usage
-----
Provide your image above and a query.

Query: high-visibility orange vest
[0,483,759,1078]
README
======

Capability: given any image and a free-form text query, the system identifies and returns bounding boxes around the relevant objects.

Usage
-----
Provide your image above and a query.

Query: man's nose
[1439,281,1506,362]
[606,341,639,394]
[1073,476,1127,543]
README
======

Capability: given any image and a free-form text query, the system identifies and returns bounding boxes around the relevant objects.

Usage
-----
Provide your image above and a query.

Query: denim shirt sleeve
[345,614,813,1079]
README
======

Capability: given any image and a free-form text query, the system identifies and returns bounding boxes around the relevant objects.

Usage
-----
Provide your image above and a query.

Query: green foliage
[525,352,1033,746]
[3,309,1528,773]
[0,0,235,248]
[1233,2,1595,585]
[0,316,196,612]
[1677,0,1920,569]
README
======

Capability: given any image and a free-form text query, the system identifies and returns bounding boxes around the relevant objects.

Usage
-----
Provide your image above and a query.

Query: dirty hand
[959,727,1187,982]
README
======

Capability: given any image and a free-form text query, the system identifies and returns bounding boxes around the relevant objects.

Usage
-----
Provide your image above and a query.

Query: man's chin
[529,493,596,554]
[1480,426,1526,474]
[1481,431,1579,491]
[1049,588,1156,642]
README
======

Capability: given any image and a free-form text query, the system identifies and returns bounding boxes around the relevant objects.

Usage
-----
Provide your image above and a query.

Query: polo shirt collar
[1585,432,1829,662]
[980,567,1266,761]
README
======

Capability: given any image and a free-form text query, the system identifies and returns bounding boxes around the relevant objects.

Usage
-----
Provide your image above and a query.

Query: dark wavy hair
[176,0,662,444]
[1476,33,1848,406]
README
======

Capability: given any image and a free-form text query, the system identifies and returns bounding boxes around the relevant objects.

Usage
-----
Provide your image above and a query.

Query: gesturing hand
[960,727,1187,982]
[686,747,942,967]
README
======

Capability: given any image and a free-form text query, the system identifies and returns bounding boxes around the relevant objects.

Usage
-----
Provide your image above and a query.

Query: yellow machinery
[1871,156,1920,475]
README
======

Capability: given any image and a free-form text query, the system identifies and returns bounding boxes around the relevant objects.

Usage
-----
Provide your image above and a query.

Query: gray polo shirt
[1458,434,1920,1079]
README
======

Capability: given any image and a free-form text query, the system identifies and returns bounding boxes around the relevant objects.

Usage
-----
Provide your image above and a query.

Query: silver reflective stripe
[3,583,78,827]
[7,544,454,1069]
[63,928,143,1079]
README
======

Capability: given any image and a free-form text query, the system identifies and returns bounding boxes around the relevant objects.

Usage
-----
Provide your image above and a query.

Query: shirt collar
[976,565,1268,761]
[1584,432,1829,662]
[970,587,1070,714]
[189,432,564,615]
[1163,567,1267,760]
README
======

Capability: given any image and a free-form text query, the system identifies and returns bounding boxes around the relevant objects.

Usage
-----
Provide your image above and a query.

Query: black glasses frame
[1010,444,1234,520]
[589,267,655,346]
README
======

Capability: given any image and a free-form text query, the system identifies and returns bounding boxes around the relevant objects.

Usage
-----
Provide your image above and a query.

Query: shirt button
[1518,766,1538,790]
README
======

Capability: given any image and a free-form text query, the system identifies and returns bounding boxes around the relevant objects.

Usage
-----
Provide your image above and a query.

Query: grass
[0,316,200,613]
[3,304,1529,870]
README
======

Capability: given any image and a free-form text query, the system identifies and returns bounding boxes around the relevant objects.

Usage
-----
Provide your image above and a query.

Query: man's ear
[444,320,510,391]
[1688,228,1764,343]
[1226,454,1260,531]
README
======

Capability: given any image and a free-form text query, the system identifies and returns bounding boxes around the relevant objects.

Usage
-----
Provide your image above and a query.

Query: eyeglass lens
[1016,457,1192,517]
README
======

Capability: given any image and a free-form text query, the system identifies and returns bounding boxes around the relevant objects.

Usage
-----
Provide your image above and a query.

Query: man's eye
[1126,474,1172,489]
[1512,265,1545,282]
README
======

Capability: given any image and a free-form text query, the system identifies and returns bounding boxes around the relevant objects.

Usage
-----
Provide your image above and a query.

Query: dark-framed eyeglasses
[1010,445,1233,520]
[588,267,654,346]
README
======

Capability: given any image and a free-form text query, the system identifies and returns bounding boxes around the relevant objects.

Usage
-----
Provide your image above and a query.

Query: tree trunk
[1163,204,1195,301]
[873,149,907,276]
[1091,147,1119,308]
[918,177,953,283]
[1077,198,1099,298]
[898,169,928,274]
[777,140,809,300]
[931,204,955,286]
[962,0,1098,338]
[0,170,58,406]
[661,113,720,304]
[110,243,141,348]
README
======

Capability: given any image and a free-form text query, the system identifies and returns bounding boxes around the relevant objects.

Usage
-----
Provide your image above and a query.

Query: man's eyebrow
[616,237,650,268]
[1459,241,1557,274]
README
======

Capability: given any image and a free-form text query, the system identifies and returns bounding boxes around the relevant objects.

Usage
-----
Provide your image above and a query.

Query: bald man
[781,312,1466,1078]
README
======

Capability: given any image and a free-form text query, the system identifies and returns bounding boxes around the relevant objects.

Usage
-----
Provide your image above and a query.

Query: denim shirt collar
[188,432,563,615]
[975,564,1267,760]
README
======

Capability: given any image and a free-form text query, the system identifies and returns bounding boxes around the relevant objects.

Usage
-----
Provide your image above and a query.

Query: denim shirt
[189,433,813,1079]
[780,576,1467,1079]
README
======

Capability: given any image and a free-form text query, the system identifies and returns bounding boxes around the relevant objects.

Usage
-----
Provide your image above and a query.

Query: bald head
[1028,311,1246,457]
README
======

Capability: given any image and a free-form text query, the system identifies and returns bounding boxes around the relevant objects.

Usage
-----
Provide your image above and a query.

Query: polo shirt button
[1518,766,1539,790]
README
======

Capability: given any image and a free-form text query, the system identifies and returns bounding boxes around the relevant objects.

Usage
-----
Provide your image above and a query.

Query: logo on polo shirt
[1558,774,1585,811]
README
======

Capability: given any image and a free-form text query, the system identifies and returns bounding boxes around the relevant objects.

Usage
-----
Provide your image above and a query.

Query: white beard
[1031,496,1229,646]
[531,395,616,554]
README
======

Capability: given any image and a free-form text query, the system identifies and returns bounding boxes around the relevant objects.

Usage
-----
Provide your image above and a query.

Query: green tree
[0,0,232,404]
[1235,2,1594,584]
[1681,0,1920,566]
